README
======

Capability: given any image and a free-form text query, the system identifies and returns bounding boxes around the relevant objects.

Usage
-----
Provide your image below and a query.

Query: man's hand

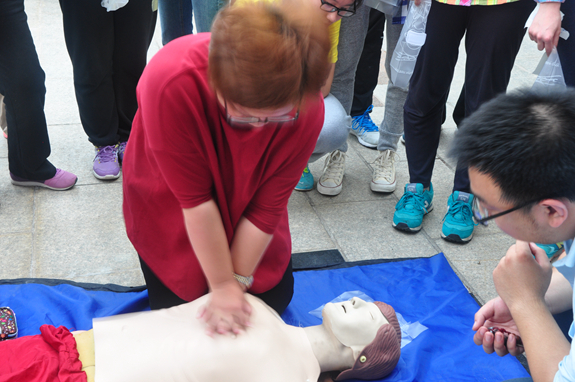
[493,241,553,309]
[197,280,252,336]
[473,297,524,356]
[529,2,562,55]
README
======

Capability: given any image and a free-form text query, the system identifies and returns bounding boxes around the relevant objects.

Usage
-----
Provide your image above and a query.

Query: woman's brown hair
[209,0,331,109]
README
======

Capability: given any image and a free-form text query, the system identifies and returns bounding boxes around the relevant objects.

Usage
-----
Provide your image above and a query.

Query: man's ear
[539,199,569,228]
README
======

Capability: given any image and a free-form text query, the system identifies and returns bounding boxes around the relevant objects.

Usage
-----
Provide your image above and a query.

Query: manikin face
[322,297,389,349]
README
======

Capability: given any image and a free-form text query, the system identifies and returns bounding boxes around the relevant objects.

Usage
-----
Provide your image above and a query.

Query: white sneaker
[371,149,397,193]
[317,150,346,196]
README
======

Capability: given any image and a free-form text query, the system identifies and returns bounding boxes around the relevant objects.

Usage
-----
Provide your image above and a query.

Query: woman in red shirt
[122,0,330,336]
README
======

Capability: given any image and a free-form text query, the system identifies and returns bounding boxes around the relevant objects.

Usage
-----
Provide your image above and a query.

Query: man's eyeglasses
[320,0,356,17]
[472,197,542,226]
[225,100,299,127]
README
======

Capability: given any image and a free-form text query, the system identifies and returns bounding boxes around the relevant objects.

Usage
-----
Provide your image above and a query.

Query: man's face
[469,167,549,243]
[322,297,388,348]
[315,0,356,24]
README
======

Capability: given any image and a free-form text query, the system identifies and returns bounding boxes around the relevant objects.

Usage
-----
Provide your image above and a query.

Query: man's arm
[493,242,571,381]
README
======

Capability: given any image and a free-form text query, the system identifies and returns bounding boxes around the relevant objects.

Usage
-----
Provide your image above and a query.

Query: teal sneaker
[393,183,434,232]
[535,242,565,259]
[351,105,379,148]
[441,191,477,243]
[295,166,313,191]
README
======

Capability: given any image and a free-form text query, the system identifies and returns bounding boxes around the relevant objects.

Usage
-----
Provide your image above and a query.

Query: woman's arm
[230,216,273,279]
[183,200,251,336]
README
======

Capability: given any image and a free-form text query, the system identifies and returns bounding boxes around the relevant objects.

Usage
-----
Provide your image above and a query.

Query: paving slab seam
[29,188,39,278]
[303,192,346,257]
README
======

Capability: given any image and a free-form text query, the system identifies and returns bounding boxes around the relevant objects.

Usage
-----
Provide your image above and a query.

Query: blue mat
[0,254,529,381]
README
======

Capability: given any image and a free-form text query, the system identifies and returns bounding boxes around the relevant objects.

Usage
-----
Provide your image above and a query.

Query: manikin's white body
[93,294,321,382]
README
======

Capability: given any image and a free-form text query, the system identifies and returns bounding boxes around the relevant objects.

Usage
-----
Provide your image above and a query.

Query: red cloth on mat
[0,325,87,382]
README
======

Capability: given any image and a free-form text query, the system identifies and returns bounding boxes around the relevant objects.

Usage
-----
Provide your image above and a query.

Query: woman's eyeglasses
[225,100,299,127]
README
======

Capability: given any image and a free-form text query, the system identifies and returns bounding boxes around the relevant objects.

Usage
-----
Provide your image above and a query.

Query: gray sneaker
[317,150,346,196]
[93,145,120,180]
[371,150,397,193]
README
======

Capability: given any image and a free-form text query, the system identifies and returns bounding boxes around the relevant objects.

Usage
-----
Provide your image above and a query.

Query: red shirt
[123,34,324,301]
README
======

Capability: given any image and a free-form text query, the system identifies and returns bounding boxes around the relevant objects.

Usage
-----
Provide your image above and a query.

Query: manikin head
[322,297,401,380]
[451,88,575,244]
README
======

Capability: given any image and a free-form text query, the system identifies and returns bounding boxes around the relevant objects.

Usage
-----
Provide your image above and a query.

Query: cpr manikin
[84,295,401,382]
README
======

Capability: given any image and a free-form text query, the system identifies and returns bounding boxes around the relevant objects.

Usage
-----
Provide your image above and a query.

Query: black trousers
[0,0,56,180]
[58,0,156,147]
[558,0,575,87]
[351,8,386,117]
[404,0,535,192]
[139,256,295,316]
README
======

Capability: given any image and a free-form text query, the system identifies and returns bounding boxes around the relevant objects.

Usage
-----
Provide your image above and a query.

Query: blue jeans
[158,0,227,45]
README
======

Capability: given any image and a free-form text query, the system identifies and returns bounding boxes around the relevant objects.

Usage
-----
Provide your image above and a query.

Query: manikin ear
[538,199,569,228]
[350,346,364,360]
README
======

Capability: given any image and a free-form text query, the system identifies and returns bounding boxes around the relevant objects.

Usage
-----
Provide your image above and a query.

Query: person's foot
[317,150,346,196]
[371,150,397,193]
[535,242,565,259]
[118,141,127,164]
[10,169,77,191]
[393,183,433,232]
[350,105,379,148]
[2,130,6,139]
[400,134,405,145]
[295,166,314,191]
[441,191,477,243]
[93,144,120,180]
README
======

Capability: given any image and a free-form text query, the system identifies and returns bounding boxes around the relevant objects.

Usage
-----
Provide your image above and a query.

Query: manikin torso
[93,294,321,382]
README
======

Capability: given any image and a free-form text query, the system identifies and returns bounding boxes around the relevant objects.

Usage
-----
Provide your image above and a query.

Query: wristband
[233,273,254,289]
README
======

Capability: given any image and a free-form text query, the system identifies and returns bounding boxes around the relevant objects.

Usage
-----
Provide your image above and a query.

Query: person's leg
[252,259,294,315]
[59,0,118,148]
[372,14,407,193]
[0,0,75,188]
[112,1,157,145]
[376,14,407,153]
[139,256,188,310]
[350,8,385,117]
[349,9,386,149]
[297,94,350,195]
[393,1,466,233]
[158,0,193,45]
[192,0,227,33]
[403,1,466,189]
[456,0,535,194]
[557,0,575,86]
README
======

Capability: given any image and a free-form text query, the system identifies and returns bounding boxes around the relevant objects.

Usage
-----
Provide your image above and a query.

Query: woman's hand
[197,279,252,336]
[529,2,562,55]
[473,297,524,356]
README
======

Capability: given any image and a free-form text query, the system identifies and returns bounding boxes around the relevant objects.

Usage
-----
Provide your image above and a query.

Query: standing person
[58,0,157,180]
[0,0,77,190]
[158,0,227,45]
[529,0,574,86]
[122,0,331,335]
[295,0,364,194]
[451,89,575,382]
[347,7,407,193]
[392,0,535,243]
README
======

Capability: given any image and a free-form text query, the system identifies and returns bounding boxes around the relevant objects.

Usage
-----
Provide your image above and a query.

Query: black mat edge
[0,278,147,293]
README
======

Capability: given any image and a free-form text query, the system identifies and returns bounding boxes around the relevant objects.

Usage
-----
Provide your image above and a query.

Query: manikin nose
[350,297,365,309]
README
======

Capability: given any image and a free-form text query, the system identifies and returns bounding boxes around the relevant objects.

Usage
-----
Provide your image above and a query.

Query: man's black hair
[451,88,575,206]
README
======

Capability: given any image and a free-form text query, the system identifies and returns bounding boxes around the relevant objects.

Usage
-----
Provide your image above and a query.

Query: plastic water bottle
[389,0,432,89]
